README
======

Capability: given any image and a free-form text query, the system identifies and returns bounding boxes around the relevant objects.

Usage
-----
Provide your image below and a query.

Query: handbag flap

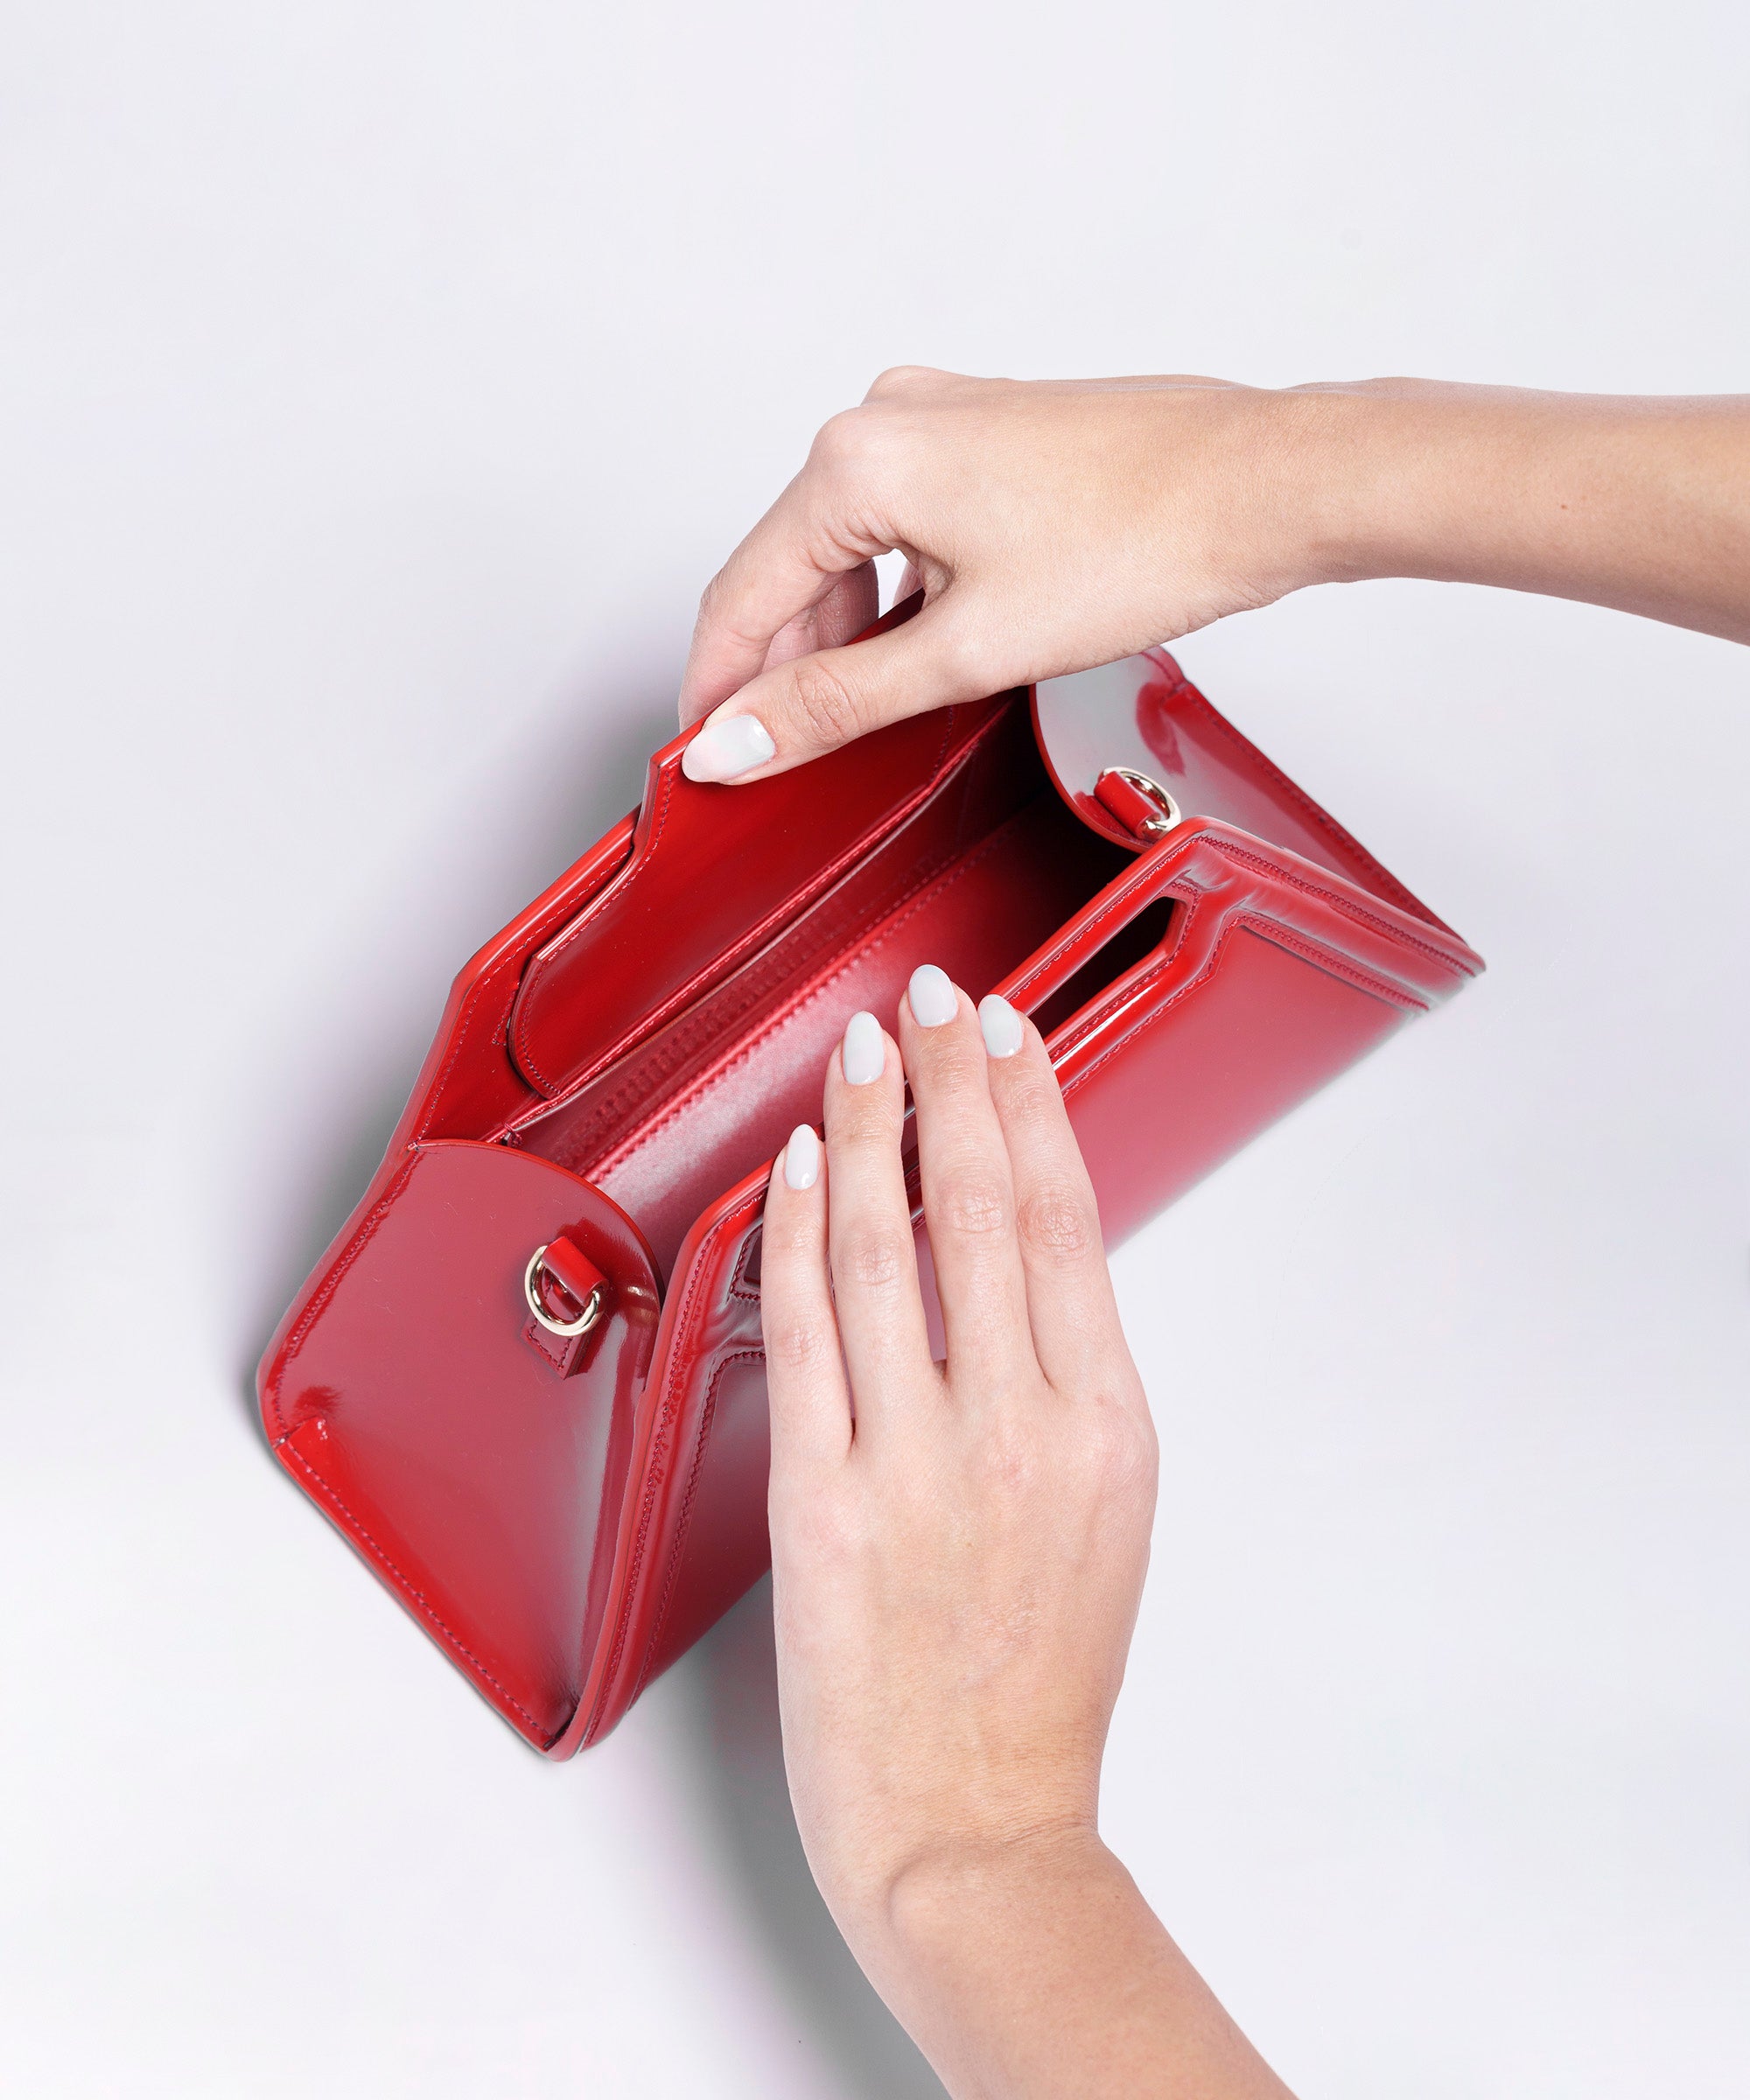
[1032,650,1454,931]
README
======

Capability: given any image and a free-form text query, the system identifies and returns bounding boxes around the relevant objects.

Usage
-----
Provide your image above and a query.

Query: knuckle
[765,1312,833,1375]
[915,1025,984,1083]
[864,363,941,400]
[1004,1072,1067,1128]
[788,654,868,747]
[808,405,871,472]
[1082,1395,1158,1497]
[837,1226,911,1293]
[1016,1181,1097,1264]
[920,610,988,696]
[938,1165,1012,1239]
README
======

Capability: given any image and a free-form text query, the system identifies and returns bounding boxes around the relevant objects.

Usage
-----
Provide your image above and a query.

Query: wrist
[1266,377,1470,592]
[844,1816,1111,1975]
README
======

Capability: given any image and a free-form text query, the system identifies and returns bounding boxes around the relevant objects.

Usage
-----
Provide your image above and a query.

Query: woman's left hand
[760,967,1291,2098]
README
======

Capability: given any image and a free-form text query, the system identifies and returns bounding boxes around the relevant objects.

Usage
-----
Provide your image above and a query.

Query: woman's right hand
[676,367,1344,780]
[676,368,1750,785]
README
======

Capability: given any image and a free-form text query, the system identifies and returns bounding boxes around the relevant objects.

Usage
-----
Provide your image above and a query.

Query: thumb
[679,598,984,783]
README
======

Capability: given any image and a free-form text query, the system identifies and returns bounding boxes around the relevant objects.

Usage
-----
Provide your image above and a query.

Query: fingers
[679,375,988,772]
[679,599,982,782]
[760,1124,852,1472]
[897,967,1034,1395]
[822,1011,938,1425]
[679,406,902,726]
[975,993,1136,1401]
[757,562,880,679]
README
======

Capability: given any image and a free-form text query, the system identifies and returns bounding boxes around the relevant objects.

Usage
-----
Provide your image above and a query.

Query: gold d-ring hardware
[1096,766,1183,842]
[523,1246,605,1338]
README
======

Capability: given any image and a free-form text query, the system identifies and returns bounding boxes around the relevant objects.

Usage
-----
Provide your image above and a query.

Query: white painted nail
[842,1010,885,1085]
[681,711,777,782]
[907,962,957,1028]
[977,993,1024,1059]
[783,1124,820,1191]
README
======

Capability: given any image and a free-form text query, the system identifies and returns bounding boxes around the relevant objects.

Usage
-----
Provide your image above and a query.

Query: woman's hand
[679,368,1334,780]
[760,966,1291,2099]
[679,368,1750,783]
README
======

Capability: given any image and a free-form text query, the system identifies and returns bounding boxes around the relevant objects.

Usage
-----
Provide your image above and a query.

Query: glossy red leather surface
[262,1142,660,1746]
[1034,648,1453,929]
[510,693,1005,1101]
[258,635,1482,1754]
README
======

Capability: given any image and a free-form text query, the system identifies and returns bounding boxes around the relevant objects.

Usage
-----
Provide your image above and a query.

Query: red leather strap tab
[539,1235,607,1318]
[1094,768,1166,837]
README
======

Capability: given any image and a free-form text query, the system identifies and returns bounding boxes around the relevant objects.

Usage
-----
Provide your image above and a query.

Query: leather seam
[416,853,625,1142]
[261,1150,424,1439]
[1203,838,1476,977]
[530,830,976,1165]
[1005,862,1193,1006]
[586,820,1023,1180]
[1039,886,1205,1065]
[1228,913,1429,1009]
[1157,665,1435,923]
[728,1229,761,1306]
[1060,912,1412,1107]
[582,1186,765,1740]
[513,763,679,1091]
[631,1344,767,1704]
[1004,829,1467,1027]
[278,1435,556,1746]
[513,710,967,1098]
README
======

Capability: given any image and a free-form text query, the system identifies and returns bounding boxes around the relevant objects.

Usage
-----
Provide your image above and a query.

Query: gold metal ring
[1104,766,1182,840]
[523,1245,605,1338]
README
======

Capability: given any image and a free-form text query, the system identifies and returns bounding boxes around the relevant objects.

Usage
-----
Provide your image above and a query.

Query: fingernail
[783,1124,821,1190]
[907,962,957,1028]
[842,1010,885,1085]
[977,993,1024,1059]
[682,710,776,783]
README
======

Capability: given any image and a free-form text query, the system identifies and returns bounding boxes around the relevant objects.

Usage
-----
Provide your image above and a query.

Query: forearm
[848,1831,1294,2100]
[1299,380,1750,642]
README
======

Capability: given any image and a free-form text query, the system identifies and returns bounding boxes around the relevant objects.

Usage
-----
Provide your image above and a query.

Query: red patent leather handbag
[258,604,1482,1754]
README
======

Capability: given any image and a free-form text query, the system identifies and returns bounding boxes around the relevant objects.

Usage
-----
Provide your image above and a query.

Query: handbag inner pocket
[510,704,1138,1273]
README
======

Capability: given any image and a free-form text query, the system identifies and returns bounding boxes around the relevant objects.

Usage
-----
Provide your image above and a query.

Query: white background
[3,5,1746,2095]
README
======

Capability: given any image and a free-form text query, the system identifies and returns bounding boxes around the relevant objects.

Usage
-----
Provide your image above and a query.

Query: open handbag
[258,600,1483,1755]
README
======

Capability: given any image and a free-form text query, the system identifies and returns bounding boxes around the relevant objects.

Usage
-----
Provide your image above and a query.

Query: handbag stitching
[1004,865,1195,1007]
[631,1344,768,1704]
[513,760,679,1093]
[1060,909,1418,1110]
[587,822,1023,1179]
[262,1151,424,1436]
[416,858,623,1144]
[1157,662,1436,923]
[1227,913,1429,1008]
[582,1188,764,1741]
[1008,831,1466,1004]
[513,710,966,1097]
[1203,838,1477,976]
[278,1435,555,1745]
[1029,884,1208,1067]
[727,1228,761,1306]
[527,831,972,1164]
[515,717,962,1096]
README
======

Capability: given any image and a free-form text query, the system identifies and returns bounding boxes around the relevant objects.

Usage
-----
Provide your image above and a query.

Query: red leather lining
[508,692,1014,1102]
[514,708,1130,1272]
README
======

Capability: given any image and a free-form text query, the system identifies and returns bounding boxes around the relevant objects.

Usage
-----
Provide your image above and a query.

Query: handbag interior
[509,699,1168,1276]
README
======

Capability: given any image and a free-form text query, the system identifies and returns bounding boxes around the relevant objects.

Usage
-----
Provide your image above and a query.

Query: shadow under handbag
[259,598,1482,1755]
